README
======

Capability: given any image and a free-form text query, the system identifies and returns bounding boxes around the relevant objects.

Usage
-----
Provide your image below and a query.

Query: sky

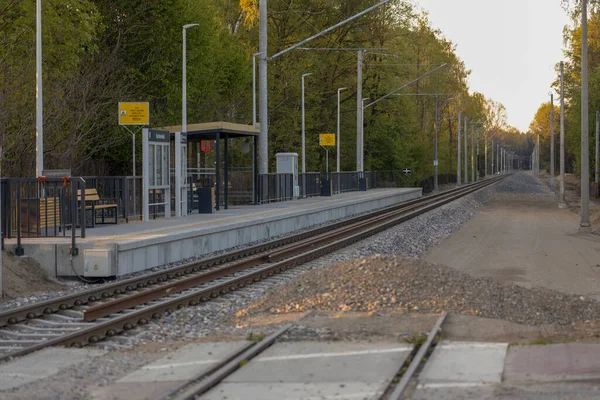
[414,0,571,132]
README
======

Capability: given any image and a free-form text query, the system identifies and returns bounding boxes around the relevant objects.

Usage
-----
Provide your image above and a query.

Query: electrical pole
[457,114,462,186]
[484,135,488,177]
[36,0,43,177]
[594,111,600,185]
[471,125,475,183]
[491,139,494,175]
[550,93,555,192]
[356,50,363,173]
[581,0,591,231]
[434,94,439,191]
[559,61,567,208]
[464,116,468,183]
[258,0,268,174]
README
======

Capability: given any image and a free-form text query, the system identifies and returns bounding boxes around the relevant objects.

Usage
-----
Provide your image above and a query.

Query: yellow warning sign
[118,102,149,125]
[319,134,336,147]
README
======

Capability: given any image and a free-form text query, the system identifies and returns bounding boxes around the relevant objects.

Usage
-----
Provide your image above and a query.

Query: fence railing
[258,173,294,204]
[1,177,87,255]
[82,176,140,222]
[299,173,321,198]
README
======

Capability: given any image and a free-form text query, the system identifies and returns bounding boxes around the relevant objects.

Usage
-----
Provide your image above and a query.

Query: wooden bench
[40,197,61,230]
[78,188,119,227]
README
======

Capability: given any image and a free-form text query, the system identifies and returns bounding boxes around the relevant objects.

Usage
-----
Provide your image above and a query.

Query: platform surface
[6,188,419,246]
[5,188,422,277]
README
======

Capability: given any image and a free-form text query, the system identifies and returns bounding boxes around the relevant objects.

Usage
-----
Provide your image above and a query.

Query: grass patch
[246,332,265,342]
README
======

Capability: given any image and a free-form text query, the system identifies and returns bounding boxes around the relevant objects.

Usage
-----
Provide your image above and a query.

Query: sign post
[119,102,149,219]
[319,134,336,177]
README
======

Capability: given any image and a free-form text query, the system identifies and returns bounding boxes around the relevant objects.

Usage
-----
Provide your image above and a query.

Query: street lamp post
[337,87,348,191]
[182,24,199,136]
[181,23,198,218]
[301,73,312,197]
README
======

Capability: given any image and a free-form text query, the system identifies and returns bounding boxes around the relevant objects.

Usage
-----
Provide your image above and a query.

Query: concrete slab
[419,341,508,386]
[92,341,250,400]
[412,386,498,400]
[201,341,413,400]
[118,341,250,383]
[0,347,105,391]
[201,382,390,400]
[5,188,422,278]
[505,343,600,382]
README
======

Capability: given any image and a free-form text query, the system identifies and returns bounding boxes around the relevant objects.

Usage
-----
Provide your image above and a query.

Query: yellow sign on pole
[319,133,336,147]
[119,102,150,125]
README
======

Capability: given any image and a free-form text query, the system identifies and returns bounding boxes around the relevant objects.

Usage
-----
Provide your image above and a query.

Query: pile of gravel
[242,255,599,327]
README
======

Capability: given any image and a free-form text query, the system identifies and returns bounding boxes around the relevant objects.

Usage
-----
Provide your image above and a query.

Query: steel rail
[0,179,492,328]
[81,179,498,321]
[386,313,447,399]
[0,176,504,363]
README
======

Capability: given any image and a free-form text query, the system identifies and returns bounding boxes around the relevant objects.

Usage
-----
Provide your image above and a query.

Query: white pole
[464,117,468,183]
[491,139,494,175]
[253,55,257,127]
[183,28,187,135]
[182,24,198,136]
[302,73,312,175]
[471,125,475,183]
[581,0,591,231]
[259,0,268,174]
[337,87,347,174]
[457,113,461,186]
[356,50,363,172]
[36,0,43,177]
[551,93,555,191]
[484,135,488,177]
[559,61,567,208]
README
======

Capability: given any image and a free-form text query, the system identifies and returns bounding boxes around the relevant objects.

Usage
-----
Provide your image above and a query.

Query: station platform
[4,188,422,278]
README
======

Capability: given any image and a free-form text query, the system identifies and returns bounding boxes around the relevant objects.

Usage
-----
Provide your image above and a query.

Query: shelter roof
[156,122,258,139]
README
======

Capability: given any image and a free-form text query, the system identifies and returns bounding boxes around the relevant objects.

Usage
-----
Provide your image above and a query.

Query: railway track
[154,314,448,399]
[0,176,504,363]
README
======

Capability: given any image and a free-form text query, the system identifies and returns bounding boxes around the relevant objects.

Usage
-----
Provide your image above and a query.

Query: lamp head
[183,23,199,29]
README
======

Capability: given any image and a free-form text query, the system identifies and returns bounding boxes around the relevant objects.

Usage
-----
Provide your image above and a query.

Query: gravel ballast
[241,254,599,327]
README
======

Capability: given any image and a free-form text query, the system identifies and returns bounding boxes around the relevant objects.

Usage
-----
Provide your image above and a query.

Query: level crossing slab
[92,341,250,400]
[201,341,413,400]
[5,188,421,278]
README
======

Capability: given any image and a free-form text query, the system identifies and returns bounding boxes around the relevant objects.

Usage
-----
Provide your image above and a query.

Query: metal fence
[331,172,361,194]
[258,173,294,204]
[82,176,140,221]
[1,177,87,255]
[299,173,321,197]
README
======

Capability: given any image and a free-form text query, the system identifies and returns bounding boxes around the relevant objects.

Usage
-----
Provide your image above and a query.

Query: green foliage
[0,0,510,177]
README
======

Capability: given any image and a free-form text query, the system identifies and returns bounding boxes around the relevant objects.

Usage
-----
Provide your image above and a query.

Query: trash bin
[359,177,368,191]
[197,187,213,214]
[321,179,332,196]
